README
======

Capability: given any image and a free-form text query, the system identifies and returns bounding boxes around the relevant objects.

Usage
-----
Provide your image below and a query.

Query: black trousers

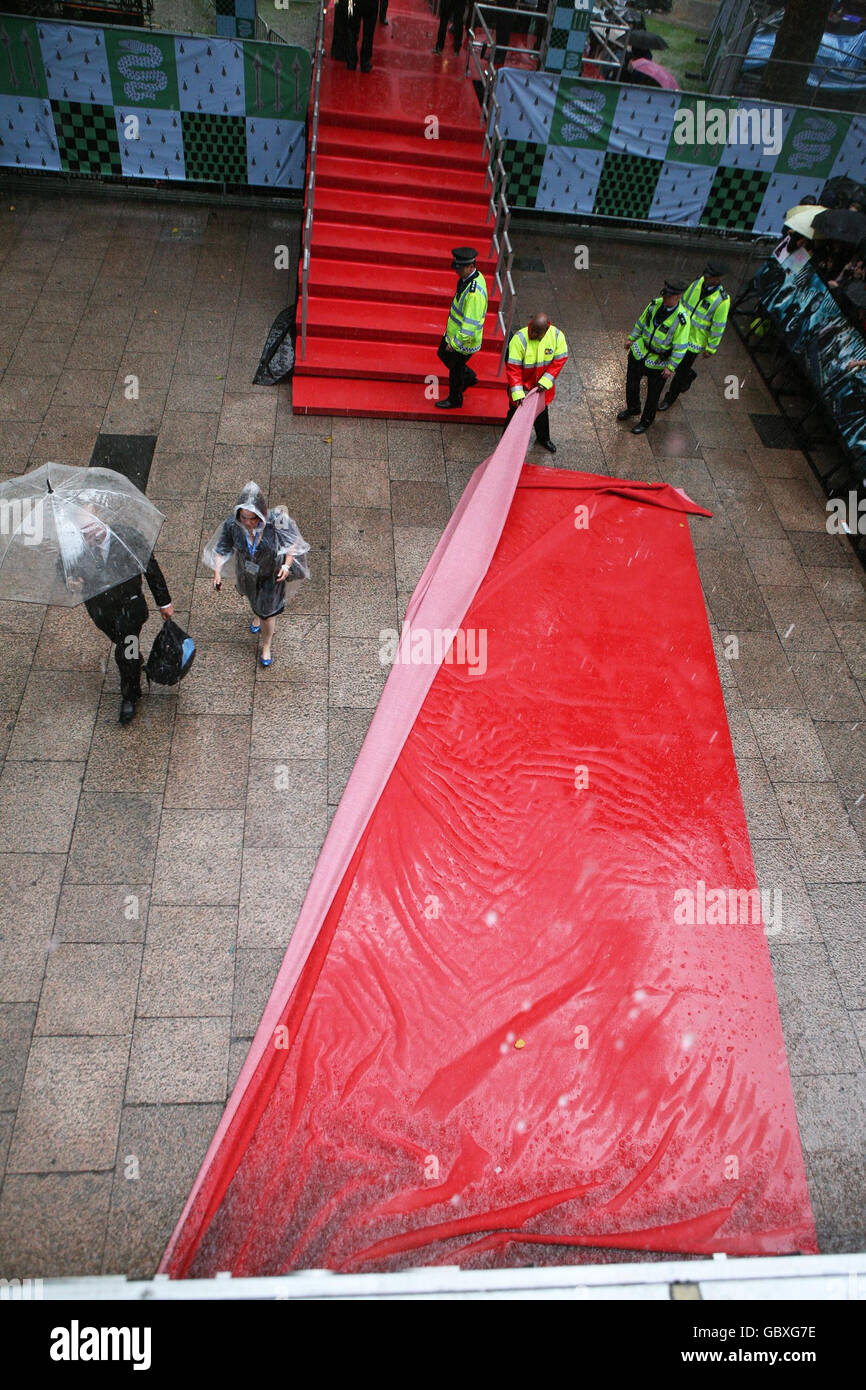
[626,352,667,426]
[347,0,377,67]
[438,337,476,404]
[89,600,148,701]
[663,349,698,406]
[379,0,387,18]
[437,0,465,51]
[506,398,551,443]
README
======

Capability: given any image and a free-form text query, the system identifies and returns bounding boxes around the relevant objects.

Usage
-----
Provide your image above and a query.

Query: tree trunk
[759,0,835,105]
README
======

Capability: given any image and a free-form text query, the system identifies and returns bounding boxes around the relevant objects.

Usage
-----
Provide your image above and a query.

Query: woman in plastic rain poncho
[205,482,310,667]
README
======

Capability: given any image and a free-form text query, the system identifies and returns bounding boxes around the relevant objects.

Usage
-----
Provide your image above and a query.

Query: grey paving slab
[137,905,236,1018]
[103,1103,222,1278]
[54,885,150,943]
[0,761,84,854]
[0,1003,37,1111]
[239,845,321,949]
[775,782,866,882]
[8,1035,129,1173]
[748,710,833,782]
[126,1017,230,1105]
[232,947,284,1039]
[35,944,142,1038]
[66,794,162,885]
[769,942,863,1074]
[151,810,243,906]
[0,1172,113,1277]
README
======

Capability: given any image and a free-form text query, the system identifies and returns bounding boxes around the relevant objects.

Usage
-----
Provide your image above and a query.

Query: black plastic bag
[253,307,295,385]
[146,619,196,686]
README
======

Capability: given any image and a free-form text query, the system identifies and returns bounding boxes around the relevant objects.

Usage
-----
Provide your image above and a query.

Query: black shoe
[658,397,672,412]
[361,60,372,72]
[433,44,443,54]
[436,398,462,409]
[538,439,557,453]
[617,409,639,421]
[631,422,649,435]
[119,698,136,725]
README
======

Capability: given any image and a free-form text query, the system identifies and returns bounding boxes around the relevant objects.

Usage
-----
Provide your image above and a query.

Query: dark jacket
[84,543,171,638]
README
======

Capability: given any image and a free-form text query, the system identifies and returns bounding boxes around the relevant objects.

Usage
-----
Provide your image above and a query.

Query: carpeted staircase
[293,1,507,423]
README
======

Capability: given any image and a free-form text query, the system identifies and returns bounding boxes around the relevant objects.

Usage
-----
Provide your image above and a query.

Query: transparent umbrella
[0,463,164,606]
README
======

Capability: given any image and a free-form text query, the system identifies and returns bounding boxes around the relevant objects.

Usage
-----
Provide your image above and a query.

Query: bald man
[505,314,569,452]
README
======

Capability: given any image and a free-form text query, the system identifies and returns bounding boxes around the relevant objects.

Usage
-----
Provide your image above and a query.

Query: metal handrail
[300,2,327,360]
[464,9,521,376]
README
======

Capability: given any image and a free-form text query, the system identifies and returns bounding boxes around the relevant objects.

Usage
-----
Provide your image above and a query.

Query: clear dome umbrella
[0,463,165,606]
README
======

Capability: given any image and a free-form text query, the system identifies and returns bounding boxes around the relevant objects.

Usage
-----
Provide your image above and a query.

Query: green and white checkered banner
[496,67,866,234]
[0,14,311,187]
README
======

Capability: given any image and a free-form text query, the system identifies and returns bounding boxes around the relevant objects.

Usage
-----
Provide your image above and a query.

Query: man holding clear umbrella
[0,463,173,726]
[71,507,174,724]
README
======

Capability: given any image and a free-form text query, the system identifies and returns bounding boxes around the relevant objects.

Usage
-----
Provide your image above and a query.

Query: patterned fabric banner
[496,67,866,234]
[0,15,310,187]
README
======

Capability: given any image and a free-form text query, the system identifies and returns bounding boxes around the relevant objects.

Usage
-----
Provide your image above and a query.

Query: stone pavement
[0,192,863,1278]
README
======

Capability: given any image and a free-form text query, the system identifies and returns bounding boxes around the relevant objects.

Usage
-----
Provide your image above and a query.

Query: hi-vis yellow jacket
[629,298,691,371]
[445,268,488,355]
[506,323,569,403]
[682,277,730,354]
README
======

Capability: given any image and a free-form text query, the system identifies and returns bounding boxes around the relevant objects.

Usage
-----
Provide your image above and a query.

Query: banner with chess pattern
[496,67,866,235]
[0,15,310,188]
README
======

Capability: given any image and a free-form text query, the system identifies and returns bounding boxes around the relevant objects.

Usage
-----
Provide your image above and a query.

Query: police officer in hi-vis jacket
[618,278,691,434]
[658,262,730,411]
[436,246,488,410]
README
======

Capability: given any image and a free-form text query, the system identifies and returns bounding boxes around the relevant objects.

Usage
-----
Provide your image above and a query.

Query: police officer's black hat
[703,261,727,278]
[451,246,478,266]
[662,278,686,294]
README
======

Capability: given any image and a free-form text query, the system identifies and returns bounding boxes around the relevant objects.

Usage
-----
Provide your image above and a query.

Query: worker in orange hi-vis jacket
[505,313,569,454]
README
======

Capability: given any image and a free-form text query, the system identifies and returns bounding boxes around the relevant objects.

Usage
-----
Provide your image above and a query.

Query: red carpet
[294,0,508,422]
[161,407,816,1275]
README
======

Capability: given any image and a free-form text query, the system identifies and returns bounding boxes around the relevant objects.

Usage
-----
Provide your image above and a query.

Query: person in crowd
[67,505,173,726]
[659,262,730,412]
[208,483,309,669]
[505,313,569,453]
[617,278,691,434]
[332,0,351,61]
[435,246,488,410]
[346,0,378,71]
[434,0,468,54]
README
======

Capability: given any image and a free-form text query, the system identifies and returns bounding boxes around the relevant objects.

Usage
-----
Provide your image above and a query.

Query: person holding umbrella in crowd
[206,482,310,669]
[0,464,173,726]
[74,509,174,725]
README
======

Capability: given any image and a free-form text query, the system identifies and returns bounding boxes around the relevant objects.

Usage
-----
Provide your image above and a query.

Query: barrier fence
[492,66,866,236]
[0,12,310,188]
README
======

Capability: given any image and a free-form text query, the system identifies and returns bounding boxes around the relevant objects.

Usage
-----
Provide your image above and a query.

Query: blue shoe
[250,622,261,634]
[259,654,273,667]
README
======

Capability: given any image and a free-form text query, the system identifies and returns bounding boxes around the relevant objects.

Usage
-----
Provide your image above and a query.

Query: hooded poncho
[203,482,310,619]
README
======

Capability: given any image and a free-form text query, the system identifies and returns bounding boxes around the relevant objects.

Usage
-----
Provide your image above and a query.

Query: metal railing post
[300,2,326,363]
